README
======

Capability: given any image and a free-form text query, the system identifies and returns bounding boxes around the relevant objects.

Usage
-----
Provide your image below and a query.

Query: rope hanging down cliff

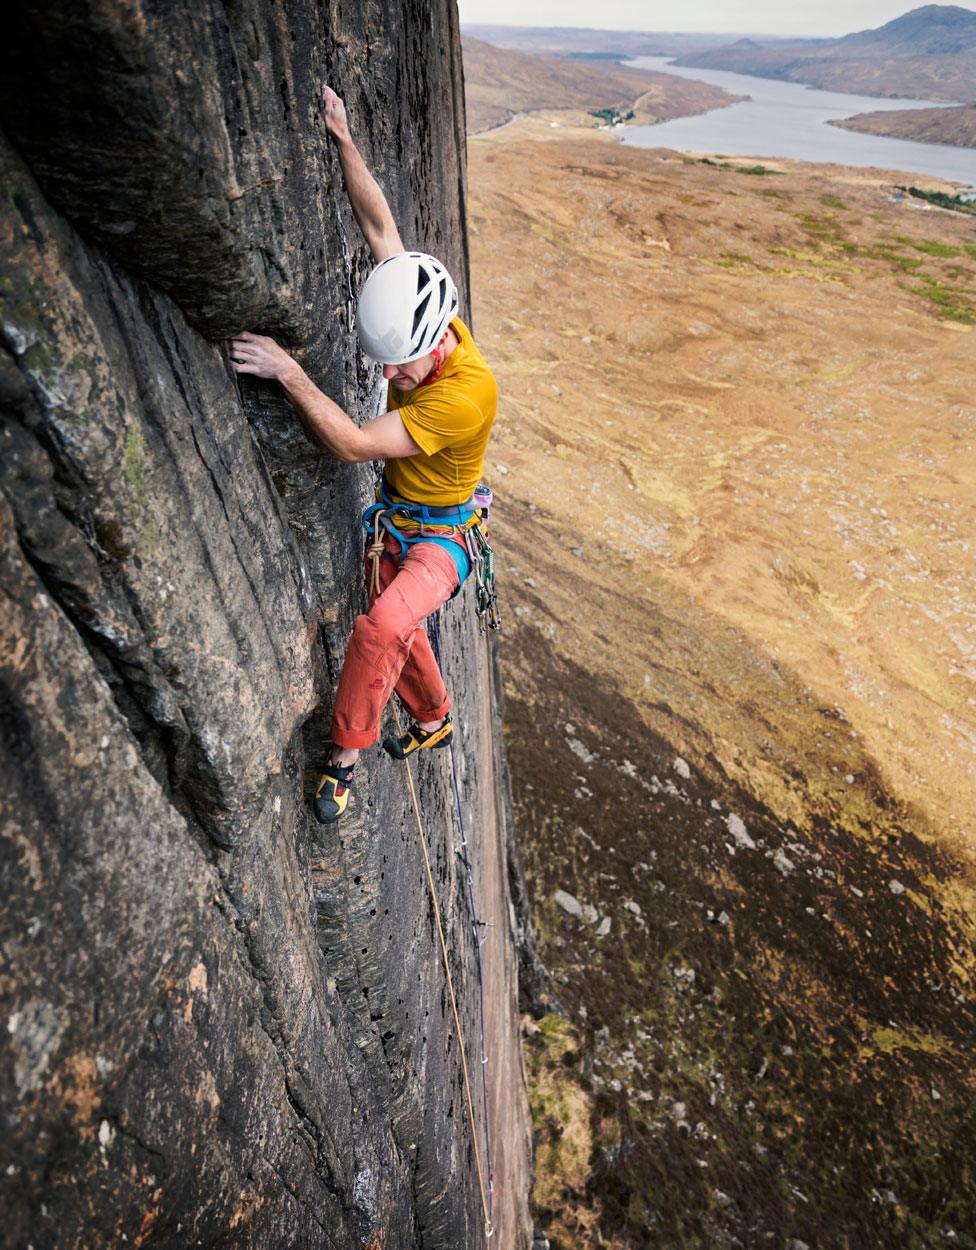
[395,697,495,1241]
[430,609,496,1215]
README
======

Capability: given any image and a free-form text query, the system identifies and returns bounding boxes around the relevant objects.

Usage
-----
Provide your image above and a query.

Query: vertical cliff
[0,3,531,1247]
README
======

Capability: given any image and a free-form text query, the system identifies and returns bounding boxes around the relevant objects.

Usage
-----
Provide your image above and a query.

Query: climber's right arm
[228,331,420,462]
[323,86,404,264]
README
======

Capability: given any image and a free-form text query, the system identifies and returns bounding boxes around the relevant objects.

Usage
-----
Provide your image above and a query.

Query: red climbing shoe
[382,713,453,760]
[314,760,355,823]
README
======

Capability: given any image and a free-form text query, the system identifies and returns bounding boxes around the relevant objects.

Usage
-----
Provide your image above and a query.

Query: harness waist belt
[380,476,477,523]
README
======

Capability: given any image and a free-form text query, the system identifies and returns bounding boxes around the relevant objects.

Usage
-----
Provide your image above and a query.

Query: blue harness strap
[361,480,479,594]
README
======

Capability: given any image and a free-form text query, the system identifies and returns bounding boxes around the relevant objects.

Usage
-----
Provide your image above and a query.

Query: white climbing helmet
[356,251,459,365]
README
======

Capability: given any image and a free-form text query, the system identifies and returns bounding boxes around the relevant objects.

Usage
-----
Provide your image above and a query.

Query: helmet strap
[418,332,450,386]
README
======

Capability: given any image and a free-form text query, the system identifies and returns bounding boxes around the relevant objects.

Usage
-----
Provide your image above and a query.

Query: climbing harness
[362,480,501,631]
[395,697,495,1241]
[362,476,479,597]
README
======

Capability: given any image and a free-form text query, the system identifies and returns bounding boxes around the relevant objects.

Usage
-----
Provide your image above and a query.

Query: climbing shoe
[382,713,453,760]
[313,761,355,824]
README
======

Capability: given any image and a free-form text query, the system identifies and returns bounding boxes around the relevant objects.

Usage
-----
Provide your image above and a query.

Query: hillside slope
[469,131,976,1248]
[676,4,976,101]
[462,37,740,134]
[0,5,531,1248]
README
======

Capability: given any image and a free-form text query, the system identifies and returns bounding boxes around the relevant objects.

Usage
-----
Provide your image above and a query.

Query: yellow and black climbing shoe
[313,761,355,824]
[382,713,453,760]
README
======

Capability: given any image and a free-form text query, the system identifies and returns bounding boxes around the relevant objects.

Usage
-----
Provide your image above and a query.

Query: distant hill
[675,4,976,102]
[835,3,976,54]
[831,102,976,147]
[462,24,728,59]
[461,36,740,135]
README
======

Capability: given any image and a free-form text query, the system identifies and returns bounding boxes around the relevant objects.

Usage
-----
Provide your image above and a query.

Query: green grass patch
[768,246,853,271]
[874,247,924,273]
[821,193,847,210]
[797,213,849,248]
[847,240,928,272]
[696,157,781,176]
[907,239,964,259]
[913,273,975,324]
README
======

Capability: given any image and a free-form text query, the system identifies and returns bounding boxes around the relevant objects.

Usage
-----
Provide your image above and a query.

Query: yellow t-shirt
[384,317,497,506]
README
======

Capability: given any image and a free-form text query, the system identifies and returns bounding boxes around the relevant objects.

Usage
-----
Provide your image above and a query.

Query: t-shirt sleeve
[395,386,485,456]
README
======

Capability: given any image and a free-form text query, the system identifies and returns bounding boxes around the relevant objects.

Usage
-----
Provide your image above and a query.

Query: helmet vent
[417,266,427,294]
[412,290,432,338]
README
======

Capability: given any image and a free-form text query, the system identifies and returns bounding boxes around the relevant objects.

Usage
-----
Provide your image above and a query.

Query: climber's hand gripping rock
[322,85,350,143]
[228,330,299,383]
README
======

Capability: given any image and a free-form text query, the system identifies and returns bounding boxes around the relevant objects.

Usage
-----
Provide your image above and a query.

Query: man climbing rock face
[229,86,497,823]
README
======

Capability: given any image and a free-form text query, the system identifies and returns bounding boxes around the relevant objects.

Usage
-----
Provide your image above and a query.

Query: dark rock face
[0,4,530,1248]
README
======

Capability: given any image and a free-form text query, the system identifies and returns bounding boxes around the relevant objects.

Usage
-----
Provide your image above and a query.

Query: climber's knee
[351,605,410,659]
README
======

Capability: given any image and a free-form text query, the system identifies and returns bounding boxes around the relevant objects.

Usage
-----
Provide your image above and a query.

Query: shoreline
[472,109,967,195]
[828,107,976,153]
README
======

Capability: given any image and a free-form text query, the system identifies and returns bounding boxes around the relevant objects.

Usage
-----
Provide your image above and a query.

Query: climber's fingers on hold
[231,330,269,348]
[322,84,348,136]
[227,333,292,380]
[228,332,271,359]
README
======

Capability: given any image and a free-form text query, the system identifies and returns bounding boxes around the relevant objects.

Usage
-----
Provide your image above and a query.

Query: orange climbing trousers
[329,533,459,749]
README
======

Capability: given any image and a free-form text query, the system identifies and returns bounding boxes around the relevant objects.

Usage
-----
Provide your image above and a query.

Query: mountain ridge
[675,4,976,101]
[837,3,976,54]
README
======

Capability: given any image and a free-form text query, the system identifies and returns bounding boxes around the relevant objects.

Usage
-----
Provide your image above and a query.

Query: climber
[228,85,497,824]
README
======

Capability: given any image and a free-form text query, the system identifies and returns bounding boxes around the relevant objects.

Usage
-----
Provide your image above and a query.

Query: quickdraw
[463,517,501,632]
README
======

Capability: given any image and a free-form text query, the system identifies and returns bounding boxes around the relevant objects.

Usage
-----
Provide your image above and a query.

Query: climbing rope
[366,507,386,600]
[394,699,495,1241]
[430,611,496,1219]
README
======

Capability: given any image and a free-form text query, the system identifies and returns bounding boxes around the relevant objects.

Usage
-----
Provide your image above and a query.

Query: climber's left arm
[228,331,420,463]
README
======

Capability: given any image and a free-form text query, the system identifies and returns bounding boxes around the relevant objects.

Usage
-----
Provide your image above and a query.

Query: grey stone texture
[0,3,531,1247]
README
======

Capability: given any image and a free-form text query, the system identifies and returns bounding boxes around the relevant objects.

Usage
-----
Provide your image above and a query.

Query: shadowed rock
[0,5,531,1247]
